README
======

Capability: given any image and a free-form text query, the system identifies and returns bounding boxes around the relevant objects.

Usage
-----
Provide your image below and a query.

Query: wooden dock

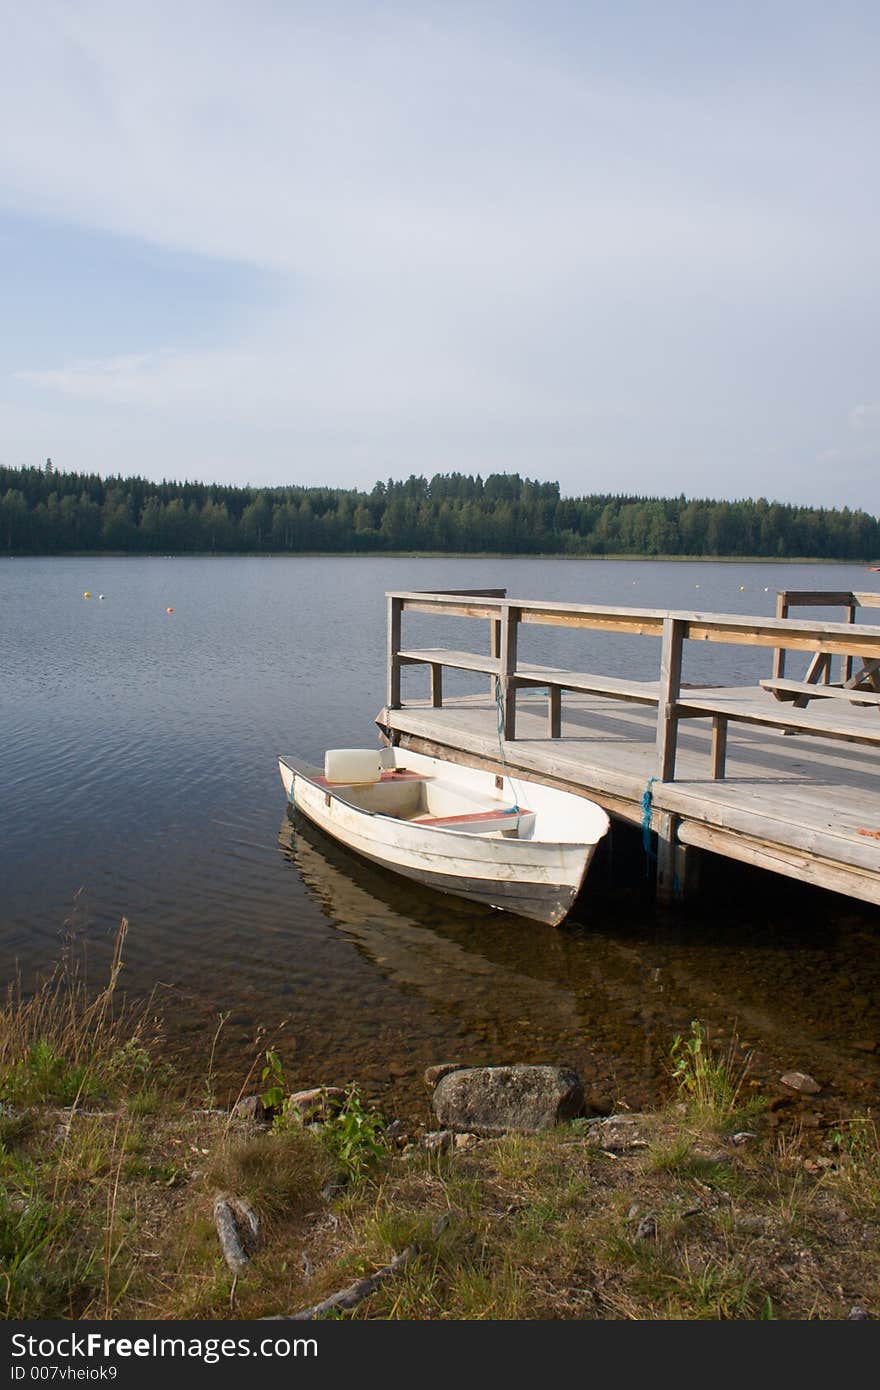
[377,588,880,908]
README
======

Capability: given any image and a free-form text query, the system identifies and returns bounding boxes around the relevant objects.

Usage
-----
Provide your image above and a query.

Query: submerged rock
[780,1071,822,1095]
[432,1065,584,1135]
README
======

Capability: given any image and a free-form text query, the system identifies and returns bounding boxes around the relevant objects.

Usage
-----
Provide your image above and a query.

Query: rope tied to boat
[494,681,522,827]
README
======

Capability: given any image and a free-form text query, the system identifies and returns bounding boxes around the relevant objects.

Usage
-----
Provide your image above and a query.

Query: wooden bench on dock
[759,677,880,709]
[514,665,659,738]
[396,647,660,737]
[671,690,880,781]
[760,646,880,710]
[397,648,499,709]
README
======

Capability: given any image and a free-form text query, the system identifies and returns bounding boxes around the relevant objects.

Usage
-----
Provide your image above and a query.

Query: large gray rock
[432,1065,585,1135]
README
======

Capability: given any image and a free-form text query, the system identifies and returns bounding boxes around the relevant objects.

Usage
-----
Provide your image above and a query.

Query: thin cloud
[1,3,878,507]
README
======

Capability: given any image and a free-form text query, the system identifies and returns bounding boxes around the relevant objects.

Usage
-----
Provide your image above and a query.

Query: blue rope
[641,776,657,870]
[641,776,683,895]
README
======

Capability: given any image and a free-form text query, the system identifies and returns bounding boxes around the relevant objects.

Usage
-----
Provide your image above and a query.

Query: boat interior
[312,769,536,837]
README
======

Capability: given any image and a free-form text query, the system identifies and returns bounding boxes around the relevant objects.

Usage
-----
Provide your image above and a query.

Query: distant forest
[1,463,878,559]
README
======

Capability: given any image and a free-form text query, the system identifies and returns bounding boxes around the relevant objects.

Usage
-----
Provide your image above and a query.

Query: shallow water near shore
[1,554,879,1119]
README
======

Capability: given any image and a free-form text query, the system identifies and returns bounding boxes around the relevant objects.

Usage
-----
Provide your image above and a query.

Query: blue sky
[1,1,878,508]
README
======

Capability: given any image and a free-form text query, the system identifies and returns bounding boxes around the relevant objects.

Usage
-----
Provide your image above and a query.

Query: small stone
[635,1215,657,1241]
[231,1095,267,1124]
[422,1130,453,1154]
[736,1216,766,1234]
[732,1131,758,1146]
[454,1132,479,1151]
[288,1087,346,1119]
[848,1306,869,1320]
[388,1060,415,1078]
[592,1115,650,1152]
[424,1063,466,1089]
[780,1071,822,1095]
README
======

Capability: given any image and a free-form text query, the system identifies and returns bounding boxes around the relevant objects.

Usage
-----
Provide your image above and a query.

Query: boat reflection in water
[277,809,587,1040]
[277,810,743,1114]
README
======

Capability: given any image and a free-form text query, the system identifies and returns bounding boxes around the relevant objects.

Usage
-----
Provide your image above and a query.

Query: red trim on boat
[415,808,531,826]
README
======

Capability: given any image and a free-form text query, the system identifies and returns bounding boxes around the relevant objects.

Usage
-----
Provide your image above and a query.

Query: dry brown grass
[0,919,163,1108]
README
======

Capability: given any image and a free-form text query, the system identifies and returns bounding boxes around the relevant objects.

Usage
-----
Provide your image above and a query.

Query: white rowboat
[278,747,609,926]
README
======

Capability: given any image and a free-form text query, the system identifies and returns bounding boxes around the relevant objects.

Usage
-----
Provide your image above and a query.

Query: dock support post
[490,616,501,701]
[655,811,693,904]
[430,662,443,708]
[771,592,788,682]
[387,595,402,710]
[548,686,562,739]
[711,716,728,780]
[499,604,519,741]
[655,616,684,782]
[844,601,856,684]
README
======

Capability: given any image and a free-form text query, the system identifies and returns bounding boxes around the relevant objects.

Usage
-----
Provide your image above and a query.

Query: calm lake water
[2,555,879,1118]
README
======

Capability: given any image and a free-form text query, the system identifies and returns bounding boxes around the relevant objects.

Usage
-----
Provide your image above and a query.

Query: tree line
[1,463,877,559]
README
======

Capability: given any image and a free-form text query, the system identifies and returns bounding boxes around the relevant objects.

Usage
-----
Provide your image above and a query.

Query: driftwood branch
[213,1196,260,1275]
[265,1244,417,1321]
[263,1209,458,1321]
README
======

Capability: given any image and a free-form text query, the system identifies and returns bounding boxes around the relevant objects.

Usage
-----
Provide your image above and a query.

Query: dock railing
[385,588,880,784]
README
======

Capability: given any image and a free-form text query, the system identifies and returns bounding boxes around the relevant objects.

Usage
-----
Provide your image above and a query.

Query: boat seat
[413,807,535,835]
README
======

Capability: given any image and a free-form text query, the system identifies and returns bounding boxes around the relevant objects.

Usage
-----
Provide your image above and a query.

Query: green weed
[670,1021,762,1128]
[316,1086,389,1183]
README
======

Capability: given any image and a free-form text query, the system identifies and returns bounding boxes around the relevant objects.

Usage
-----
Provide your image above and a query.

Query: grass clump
[822,1114,880,1220]
[205,1127,332,1224]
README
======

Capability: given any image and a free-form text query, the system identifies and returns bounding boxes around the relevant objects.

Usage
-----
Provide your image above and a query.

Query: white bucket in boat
[324,748,381,783]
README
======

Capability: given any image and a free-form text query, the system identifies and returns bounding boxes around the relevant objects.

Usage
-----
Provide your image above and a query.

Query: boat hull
[278,751,608,926]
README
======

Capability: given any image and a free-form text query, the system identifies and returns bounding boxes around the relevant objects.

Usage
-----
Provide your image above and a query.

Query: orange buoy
[166,606,174,613]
